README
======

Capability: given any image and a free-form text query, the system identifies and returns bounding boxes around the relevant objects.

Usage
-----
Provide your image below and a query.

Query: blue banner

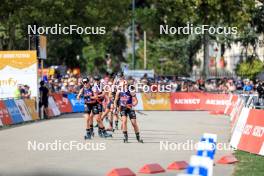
[67,93,85,112]
[4,99,24,124]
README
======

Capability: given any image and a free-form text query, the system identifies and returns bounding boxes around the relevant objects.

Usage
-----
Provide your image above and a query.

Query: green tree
[236,59,264,79]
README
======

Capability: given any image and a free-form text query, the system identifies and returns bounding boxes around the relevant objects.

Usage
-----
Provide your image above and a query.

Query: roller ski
[123,131,128,143]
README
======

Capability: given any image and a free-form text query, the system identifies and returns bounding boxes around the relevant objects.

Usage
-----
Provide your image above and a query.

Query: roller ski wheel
[123,138,128,143]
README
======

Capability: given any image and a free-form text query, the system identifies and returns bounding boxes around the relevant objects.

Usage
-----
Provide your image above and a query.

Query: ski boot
[90,125,95,137]
[102,129,113,138]
[137,138,144,143]
[98,128,104,138]
[123,131,128,143]
[109,121,115,132]
[136,133,144,143]
[115,121,119,130]
[123,136,128,143]
[84,130,92,140]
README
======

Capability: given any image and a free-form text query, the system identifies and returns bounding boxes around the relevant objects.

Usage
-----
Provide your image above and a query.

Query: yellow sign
[0,50,37,69]
[24,99,39,120]
[141,93,171,110]
[0,50,38,98]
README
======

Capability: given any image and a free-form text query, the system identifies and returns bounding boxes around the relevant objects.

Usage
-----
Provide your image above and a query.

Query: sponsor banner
[4,99,24,124]
[15,99,32,121]
[200,93,231,111]
[24,99,39,120]
[237,109,264,155]
[224,95,239,115]
[170,93,231,111]
[230,97,242,121]
[134,93,143,110]
[0,100,13,125]
[52,93,73,113]
[67,93,85,112]
[230,108,250,149]
[48,96,61,117]
[0,51,37,98]
[231,99,244,132]
[170,92,202,111]
[0,118,2,126]
[141,93,171,110]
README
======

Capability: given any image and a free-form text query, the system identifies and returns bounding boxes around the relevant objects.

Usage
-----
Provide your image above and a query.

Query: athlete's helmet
[82,78,88,84]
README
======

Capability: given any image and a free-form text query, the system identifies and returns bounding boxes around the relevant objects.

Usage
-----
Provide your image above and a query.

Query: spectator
[226,80,236,93]
[14,84,22,99]
[181,82,188,92]
[256,82,264,106]
[61,82,68,92]
[235,77,244,90]
[22,85,31,99]
[243,81,253,94]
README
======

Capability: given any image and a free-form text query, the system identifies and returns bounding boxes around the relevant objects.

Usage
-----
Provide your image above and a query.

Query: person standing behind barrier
[22,85,31,99]
[256,82,264,106]
[243,81,254,94]
[14,84,22,99]
[226,80,236,93]
[39,81,49,119]
[243,80,254,105]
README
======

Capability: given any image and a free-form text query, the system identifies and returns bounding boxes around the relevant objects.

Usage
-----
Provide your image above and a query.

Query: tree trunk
[203,33,209,78]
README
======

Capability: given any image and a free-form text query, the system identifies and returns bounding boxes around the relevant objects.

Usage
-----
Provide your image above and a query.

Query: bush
[235,59,264,79]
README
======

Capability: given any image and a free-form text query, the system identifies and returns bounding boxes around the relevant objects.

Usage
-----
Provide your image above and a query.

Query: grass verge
[233,150,264,176]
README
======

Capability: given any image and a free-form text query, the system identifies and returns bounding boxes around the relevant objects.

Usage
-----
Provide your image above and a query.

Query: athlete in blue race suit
[114,80,143,143]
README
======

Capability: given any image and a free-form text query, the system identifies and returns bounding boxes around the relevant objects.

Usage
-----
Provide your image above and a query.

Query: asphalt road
[0,111,234,176]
